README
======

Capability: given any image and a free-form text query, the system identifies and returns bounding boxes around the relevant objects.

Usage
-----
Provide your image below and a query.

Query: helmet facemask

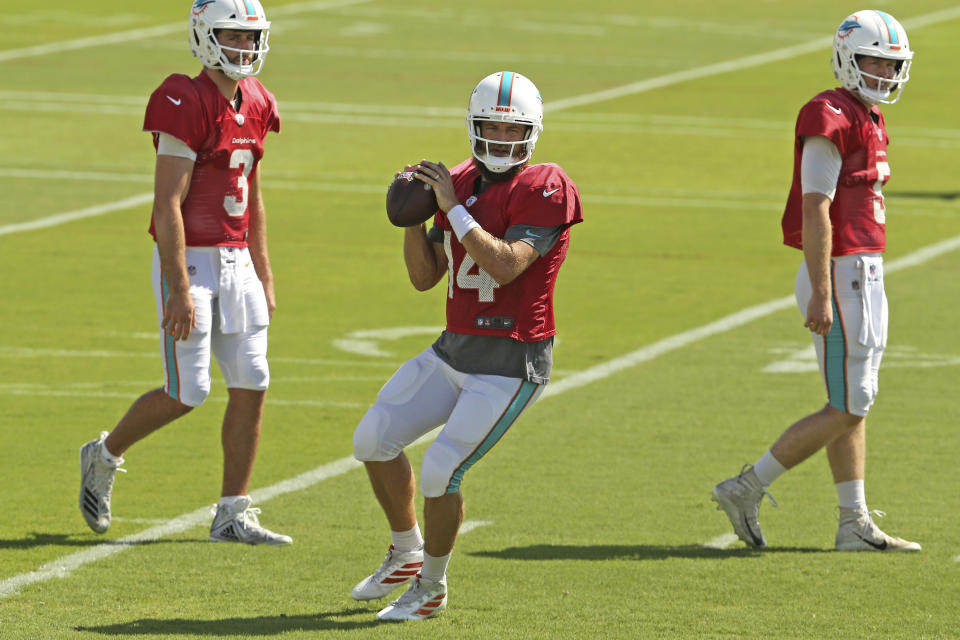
[468,117,541,174]
[835,49,911,105]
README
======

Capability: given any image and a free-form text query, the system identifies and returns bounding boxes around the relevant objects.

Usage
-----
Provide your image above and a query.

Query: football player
[351,71,583,620]
[78,0,290,546]
[713,10,919,552]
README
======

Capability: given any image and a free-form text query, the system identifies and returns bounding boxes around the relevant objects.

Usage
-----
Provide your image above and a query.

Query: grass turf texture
[1,1,959,638]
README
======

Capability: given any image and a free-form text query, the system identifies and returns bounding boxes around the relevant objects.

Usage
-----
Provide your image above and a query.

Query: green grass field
[2,1,959,638]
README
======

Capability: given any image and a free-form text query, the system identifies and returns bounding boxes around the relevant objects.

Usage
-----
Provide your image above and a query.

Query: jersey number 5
[224,149,254,217]
[444,232,499,302]
[873,161,890,224]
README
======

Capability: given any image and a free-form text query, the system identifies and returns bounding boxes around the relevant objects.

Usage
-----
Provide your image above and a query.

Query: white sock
[99,441,123,467]
[391,525,424,552]
[420,551,450,583]
[752,450,787,487]
[218,495,245,508]
[835,480,866,510]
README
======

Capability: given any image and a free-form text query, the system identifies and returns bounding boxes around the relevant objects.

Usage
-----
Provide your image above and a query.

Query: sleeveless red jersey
[433,160,583,342]
[143,72,280,247]
[782,88,890,255]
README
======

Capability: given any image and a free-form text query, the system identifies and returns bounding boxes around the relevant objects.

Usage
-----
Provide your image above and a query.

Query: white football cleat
[209,496,292,546]
[835,508,921,552]
[79,431,125,534]
[352,545,424,601]
[711,464,777,548]
[376,575,447,621]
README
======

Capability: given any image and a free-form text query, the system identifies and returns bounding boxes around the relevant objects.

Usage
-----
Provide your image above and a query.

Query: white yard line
[459,520,493,535]
[0,193,154,237]
[702,533,740,550]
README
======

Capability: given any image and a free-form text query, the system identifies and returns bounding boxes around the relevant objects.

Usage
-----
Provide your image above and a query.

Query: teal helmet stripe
[497,71,515,108]
[873,10,900,45]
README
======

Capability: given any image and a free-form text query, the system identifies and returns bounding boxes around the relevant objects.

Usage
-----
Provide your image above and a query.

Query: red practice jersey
[143,72,280,247]
[782,88,890,255]
[434,160,583,342]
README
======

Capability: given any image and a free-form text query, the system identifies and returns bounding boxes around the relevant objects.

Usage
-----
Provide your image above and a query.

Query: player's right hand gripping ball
[386,171,439,227]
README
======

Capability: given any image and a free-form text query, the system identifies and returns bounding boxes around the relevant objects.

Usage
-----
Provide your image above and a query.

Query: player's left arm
[246,165,276,318]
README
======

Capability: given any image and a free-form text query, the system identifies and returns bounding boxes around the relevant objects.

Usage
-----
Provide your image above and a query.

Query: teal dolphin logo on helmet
[837,19,861,38]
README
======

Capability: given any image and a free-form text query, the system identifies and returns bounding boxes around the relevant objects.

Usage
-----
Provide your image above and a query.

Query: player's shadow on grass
[74,608,380,635]
[0,532,205,550]
[471,544,826,561]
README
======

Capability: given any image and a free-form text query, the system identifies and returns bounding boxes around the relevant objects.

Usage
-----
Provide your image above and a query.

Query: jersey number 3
[444,232,499,302]
[224,149,254,217]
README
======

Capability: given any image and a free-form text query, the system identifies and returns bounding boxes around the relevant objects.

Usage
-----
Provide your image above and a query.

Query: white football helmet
[832,10,912,105]
[190,0,271,81]
[466,72,544,173]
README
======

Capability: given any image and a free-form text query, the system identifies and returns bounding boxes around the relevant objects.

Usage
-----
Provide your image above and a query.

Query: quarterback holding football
[351,71,583,620]
[713,10,920,553]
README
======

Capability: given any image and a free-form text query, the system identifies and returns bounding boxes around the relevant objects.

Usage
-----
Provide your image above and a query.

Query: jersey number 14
[443,232,499,302]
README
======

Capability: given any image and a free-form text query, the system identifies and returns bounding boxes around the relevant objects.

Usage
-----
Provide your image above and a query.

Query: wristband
[446,204,481,241]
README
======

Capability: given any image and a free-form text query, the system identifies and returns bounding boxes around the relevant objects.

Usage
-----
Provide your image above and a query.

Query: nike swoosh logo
[166,96,182,106]
[855,533,887,550]
[826,103,841,115]
[542,188,560,197]
[524,229,540,238]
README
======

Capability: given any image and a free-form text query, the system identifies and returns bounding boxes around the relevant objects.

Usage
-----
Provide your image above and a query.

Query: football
[386,171,439,227]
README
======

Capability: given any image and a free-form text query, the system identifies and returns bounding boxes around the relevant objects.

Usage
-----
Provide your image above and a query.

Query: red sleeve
[796,98,852,156]
[264,87,281,135]
[143,74,207,151]
[244,78,281,136]
[508,164,583,228]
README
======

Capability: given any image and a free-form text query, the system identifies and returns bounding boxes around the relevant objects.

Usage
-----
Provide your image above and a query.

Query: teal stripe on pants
[161,272,179,401]
[824,278,848,413]
[445,380,539,494]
